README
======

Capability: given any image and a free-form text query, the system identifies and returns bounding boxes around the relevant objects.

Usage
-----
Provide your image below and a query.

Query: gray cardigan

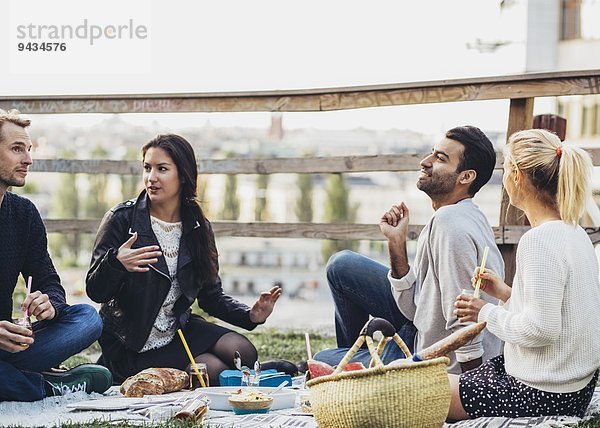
[389,199,504,374]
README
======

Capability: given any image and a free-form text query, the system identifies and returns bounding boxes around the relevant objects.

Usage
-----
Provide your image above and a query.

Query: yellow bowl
[228,395,273,414]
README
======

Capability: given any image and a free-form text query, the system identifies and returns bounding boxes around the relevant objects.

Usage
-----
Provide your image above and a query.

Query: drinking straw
[24,276,32,317]
[305,332,312,360]
[177,328,206,388]
[473,246,489,299]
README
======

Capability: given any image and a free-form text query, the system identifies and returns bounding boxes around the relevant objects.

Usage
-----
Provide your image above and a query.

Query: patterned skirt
[459,355,598,419]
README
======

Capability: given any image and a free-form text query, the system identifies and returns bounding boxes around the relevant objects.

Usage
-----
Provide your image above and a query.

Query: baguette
[413,322,487,361]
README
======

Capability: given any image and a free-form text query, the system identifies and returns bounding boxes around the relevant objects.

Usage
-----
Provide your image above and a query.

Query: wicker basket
[307,318,451,428]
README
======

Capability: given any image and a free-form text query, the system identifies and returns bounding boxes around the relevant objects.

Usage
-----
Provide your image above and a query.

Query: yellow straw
[473,246,489,298]
[177,328,206,388]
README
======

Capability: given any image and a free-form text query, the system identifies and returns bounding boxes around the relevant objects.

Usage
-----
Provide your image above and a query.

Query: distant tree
[220,153,240,221]
[294,174,313,222]
[48,149,81,266]
[254,174,269,221]
[84,145,110,218]
[120,146,141,200]
[221,174,240,220]
[321,173,360,261]
[197,175,211,218]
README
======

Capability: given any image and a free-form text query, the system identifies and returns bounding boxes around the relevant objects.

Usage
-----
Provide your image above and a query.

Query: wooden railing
[2,70,599,113]
[4,69,600,281]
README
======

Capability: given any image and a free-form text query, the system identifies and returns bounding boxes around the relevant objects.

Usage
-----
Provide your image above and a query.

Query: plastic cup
[12,316,34,345]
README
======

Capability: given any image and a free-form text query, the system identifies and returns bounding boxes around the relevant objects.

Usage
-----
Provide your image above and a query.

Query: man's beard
[416,170,460,196]
[0,175,25,189]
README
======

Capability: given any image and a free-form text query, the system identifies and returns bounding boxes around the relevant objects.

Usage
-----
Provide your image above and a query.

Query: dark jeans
[314,250,416,366]
[0,304,102,402]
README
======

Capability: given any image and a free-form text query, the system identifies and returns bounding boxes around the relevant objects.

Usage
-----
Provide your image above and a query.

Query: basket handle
[332,318,412,374]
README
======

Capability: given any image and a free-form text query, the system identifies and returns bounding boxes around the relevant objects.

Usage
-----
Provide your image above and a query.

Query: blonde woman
[448,129,600,420]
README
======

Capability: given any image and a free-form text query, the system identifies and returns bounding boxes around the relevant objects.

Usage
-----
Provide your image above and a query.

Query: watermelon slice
[307,360,366,379]
[343,362,366,371]
[307,360,334,379]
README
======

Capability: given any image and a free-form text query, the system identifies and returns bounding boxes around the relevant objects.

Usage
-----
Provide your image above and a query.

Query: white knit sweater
[479,221,600,393]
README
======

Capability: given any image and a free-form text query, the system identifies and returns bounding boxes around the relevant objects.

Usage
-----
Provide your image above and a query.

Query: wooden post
[499,98,534,285]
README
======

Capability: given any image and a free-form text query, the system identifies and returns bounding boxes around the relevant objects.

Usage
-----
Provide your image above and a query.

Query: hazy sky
[0,0,580,134]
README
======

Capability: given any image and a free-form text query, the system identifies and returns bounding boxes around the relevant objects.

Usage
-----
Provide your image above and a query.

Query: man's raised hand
[379,202,410,241]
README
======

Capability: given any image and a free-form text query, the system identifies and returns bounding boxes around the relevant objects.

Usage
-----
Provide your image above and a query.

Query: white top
[479,221,600,393]
[388,199,504,374]
[140,216,183,352]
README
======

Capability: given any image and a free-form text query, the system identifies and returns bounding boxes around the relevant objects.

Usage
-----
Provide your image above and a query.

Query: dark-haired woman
[86,134,281,385]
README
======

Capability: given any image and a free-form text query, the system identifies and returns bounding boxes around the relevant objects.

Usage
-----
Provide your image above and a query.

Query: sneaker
[43,364,112,396]
[296,360,309,374]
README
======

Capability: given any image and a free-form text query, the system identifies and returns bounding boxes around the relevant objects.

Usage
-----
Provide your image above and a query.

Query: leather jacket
[86,191,257,360]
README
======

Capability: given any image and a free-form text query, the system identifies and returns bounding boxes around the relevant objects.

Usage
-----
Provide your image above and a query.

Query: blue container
[219,369,292,387]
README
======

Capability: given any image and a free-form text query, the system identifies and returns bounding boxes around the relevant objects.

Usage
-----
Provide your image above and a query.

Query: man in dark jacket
[0,109,112,401]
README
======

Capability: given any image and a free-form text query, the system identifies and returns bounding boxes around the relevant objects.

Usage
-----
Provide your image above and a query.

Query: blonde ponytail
[507,129,593,225]
[557,145,592,225]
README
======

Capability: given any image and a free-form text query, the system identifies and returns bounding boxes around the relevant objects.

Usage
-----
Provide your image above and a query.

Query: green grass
[246,328,336,363]
[62,341,101,369]
[577,415,600,427]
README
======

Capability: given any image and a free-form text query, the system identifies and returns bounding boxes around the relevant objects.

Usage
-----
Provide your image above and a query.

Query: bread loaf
[120,367,189,397]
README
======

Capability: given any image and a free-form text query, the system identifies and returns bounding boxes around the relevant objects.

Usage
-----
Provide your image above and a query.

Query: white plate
[66,391,192,411]
[199,386,296,411]
[67,397,144,411]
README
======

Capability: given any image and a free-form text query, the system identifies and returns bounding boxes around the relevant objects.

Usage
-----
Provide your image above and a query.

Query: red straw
[25,276,32,316]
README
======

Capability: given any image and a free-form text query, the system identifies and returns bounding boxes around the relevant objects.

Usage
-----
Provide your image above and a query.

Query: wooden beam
[498,98,535,285]
[24,148,600,175]
[31,159,141,175]
[43,219,535,243]
[3,70,599,114]
[29,154,429,175]
[43,220,420,240]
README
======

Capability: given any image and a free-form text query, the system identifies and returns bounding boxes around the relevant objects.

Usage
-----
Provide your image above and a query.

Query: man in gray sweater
[314,125,503,374]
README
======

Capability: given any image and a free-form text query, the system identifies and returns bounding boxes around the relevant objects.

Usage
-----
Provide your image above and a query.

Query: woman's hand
[249,286,282,324]
[454,293,487,323]
[117,232,162,273]
[471,267,511,302]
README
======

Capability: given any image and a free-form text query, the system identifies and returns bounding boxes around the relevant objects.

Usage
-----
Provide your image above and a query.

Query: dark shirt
[0,192,67,321]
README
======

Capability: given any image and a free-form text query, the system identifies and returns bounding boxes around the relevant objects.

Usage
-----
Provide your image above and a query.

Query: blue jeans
[0,304,102,402]
[314,250,416,366]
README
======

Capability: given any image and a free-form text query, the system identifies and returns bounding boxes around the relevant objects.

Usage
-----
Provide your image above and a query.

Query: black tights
[191,332,257,385]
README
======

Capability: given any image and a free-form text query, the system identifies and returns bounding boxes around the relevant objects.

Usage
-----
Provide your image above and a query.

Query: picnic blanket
[0,387,317,427]
[443,387,600,428]
[1,387,599,427]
